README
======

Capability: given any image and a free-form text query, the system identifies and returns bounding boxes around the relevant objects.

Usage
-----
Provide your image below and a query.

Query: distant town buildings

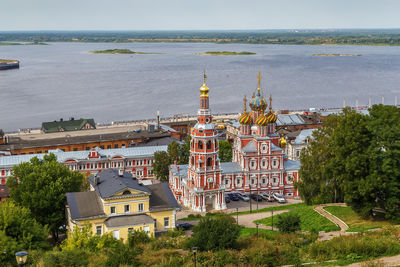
[0,145,167,184]
[66,169,180,239]
[169,72,301,212]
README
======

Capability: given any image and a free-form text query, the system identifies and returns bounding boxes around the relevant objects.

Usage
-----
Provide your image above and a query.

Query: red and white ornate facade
[169,72,300,211]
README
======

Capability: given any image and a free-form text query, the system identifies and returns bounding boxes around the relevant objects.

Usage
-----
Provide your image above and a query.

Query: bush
[186,213,241,251]
[276,213,301,233]
[41,249,89,267]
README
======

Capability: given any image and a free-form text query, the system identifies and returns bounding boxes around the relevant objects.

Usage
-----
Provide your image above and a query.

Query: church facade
[169,72,300,211]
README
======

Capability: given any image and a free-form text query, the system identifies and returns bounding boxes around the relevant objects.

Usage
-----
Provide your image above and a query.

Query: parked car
[261,192,276,202]
[237,193,250,201]
[176,222,193,230]
[224,195,231,203]
[227,193,240,201]
[273,193,287,203]
[250,193,263,202]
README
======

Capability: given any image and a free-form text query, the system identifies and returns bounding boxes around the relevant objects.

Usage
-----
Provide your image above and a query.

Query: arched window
[191,156,194,166]
[206,140,212,149]
[207,157,212,167]
[214,139,218,149]
[122,190,131,195]
[191,140,194,149]
[198,141,203,149]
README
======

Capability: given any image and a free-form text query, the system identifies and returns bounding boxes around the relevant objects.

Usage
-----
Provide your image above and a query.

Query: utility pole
[249,183,252,213]
[271,210,274,231]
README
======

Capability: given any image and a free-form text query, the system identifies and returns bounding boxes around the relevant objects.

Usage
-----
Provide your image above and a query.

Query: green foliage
[230,202,305,216]
[218,140,232,162]
[152,151,170,182]
[276,213,301,233]
[186,213,241,251]
[0,202,49,265]
[255,205,340,232]
[41,249,89,267]
[297,105,400,222]
[6,154,84,241]
[307,226,400,263]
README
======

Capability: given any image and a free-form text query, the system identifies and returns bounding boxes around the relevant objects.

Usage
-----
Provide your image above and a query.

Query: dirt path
[235,210,289,230]
[346,254,400,267]
[314,203,349,232]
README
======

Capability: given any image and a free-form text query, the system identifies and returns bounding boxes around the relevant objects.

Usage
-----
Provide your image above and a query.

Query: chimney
[94,174,99,185]
[118,169,124,177]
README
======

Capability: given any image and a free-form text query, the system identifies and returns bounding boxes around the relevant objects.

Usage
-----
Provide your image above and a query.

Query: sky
[1,0,399,31]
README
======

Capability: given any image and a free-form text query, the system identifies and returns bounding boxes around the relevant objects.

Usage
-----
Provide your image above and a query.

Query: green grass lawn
[239,227,279,238]
[254,205,340,232]
[323,206,392,232]
[230,202,306,216]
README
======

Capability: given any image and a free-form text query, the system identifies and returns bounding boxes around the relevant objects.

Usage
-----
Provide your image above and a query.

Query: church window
[262,144,267,152]
[237,178,240,185]
[207,140,212,149]
[214,139,218,149]
[191,157,194,166]
[296,150,301,158]
[225,179,229,185]
[198,141,203,149]
[207,158,212,167]
[273,160,278,168]
[262,178,266,184]
[251,179,255,184]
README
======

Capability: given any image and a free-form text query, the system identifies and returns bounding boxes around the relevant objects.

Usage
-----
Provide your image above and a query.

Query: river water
[1,42,400,131]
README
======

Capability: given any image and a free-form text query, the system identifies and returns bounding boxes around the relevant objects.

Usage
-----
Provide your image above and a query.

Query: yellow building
[66,168,180,240]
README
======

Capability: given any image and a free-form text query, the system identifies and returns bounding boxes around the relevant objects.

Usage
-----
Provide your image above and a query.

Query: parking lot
[225,197,302,213]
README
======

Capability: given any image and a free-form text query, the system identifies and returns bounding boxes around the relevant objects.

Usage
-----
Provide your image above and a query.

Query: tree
[218,140,232,162]
[152,151,170,182]
[6,153,84,242]
[186,213,240,251]
[178,136,191,164]
[0,202,49,264]
[297,105,400,222]
[276,213,300,233]
[167,141,180,164]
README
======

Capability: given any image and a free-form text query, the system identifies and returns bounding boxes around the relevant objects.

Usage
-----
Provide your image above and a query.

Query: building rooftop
[88,169,152,199]
[242,141,257,153]
[0,145,168,168]
[284,160,300,171]
[221,162,242,173]
[104,214,154,228]
[293,129,317,145]
[147,183,181,211]
[0,129,170,151]
[66,191,106,220]
[42,118,96,133]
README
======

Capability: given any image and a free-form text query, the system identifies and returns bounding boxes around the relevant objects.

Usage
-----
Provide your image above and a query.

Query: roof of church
[242,141,257,153]
[271,143,283,151]
[284,160,300,170]
[221,162,242,173]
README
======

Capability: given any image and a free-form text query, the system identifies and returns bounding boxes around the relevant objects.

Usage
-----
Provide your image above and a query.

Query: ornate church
[169,72,300,211]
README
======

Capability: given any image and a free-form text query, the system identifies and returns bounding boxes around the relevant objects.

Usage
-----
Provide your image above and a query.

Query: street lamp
[15,251,28,266]
[192,247,198,267]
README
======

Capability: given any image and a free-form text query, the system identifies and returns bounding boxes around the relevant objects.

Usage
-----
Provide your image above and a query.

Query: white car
[237,192,250,202]
[273,193,287,203]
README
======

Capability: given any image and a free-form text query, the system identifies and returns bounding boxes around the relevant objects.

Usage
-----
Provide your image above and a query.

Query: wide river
[1,42,400,131]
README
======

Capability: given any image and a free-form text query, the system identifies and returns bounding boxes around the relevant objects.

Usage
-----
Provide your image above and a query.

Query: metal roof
[147,122,177,133]
[66,191,105,220]
[221,162,242,173]
[147,183,180,211]
[0,145,167,168]
[242,141,257,153]
[104,214,154,228]
[271,143,283,151]
[293,129,316,145]
[170,164,189,176]
[284,160,300,171]
[276,114,305,126]
[88,169,151,198]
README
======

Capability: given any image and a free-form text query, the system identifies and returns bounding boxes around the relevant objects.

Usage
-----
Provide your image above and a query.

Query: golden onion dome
[200,69,209,97]
[279,134,287,148]
[255,113,269,126]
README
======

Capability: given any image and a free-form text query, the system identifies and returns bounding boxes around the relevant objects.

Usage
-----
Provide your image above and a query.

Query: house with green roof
[41,118,96,133]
